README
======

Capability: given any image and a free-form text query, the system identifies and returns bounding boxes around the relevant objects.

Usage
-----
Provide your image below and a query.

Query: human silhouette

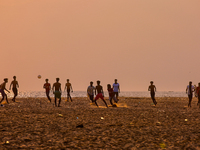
[87,81,95,102]
[186,81,195,107]
[113,79,120,101]
[196,83,200,108]
[64,79,73,102]
[0,78,10,104]
[52,78,62,107]
[9,76,19,102]
[107,84,118,106]
[148,81,157,106]
[94,80,108,108]
[43,79,51,102]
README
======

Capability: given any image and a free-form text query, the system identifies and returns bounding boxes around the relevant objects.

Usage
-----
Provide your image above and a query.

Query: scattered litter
[76,124,83,128]
[77,117,78,119]
[101,117,104,120]
[156,122,161,126]
[160,143,166,149]
[18,106,20,107]
[185,119,188,122]
[6,141,9,144]
[58,114,63,117]
[0,104,4,107]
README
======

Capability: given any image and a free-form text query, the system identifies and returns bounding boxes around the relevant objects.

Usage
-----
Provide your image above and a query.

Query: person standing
[87,81,95,102]
[113,79,120,100]
[148,81,157,106]
[196,83,200,108]
[94,80,108,108]
[43,79,51,102]
[64,79,73,102]
[0,78,10,104]
[9,76,19,102]
[107,84,118,106]
[186,81,195,107]
[52,78,62,107]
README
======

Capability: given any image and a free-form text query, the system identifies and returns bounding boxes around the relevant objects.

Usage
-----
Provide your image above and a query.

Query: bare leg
[58,98,61,107]
[55,98,57,107]
[101,98,108,108]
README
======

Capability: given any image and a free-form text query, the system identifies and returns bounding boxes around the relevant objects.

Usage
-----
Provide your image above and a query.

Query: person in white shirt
[87,82,95,102]
[113,79,120,100]
[186,81,195,107]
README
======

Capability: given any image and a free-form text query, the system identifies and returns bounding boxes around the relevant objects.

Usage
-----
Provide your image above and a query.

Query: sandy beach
[0,97,200,149]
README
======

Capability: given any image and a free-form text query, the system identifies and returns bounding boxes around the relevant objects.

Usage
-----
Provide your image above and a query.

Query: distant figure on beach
[186,81,195,107]
[113,79,120,101]
[43,79,51,102]
[0,78,10,104]
[107,84,118,106]
[9,76,19,102]
[87,81,95,102]
[94,80,108,108]
[148,81,157,106]
[196,83,200,108]
[52,78,62,107]
[64,79,73,102]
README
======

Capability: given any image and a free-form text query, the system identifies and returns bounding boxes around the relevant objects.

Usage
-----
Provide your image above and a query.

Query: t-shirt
[87,86,95,95]
[186,85,195,95]
[113,83,119,92]
[44,83,51,92]
[108,88,114,97]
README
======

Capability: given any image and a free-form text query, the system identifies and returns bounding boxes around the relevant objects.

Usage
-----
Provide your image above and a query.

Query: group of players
[0,76,200,108]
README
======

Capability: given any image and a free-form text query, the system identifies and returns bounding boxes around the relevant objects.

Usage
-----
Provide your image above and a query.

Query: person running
[148,81,157,106]
[0,78,10,104]
[9,76,19,102]
[87,81,95,102]
[64,79,73,102]
[52,78,62,107]
[43,79,51,102]
[94,80,108,108]
[196,83,200,108]
[113,79,120,100]
[186,81,195,107]
[107,84,118,106]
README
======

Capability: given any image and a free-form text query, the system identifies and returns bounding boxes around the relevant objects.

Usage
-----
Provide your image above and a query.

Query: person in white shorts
[113,79,120,100]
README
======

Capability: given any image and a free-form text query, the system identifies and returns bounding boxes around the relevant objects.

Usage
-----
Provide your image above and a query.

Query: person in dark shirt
[43,79,51,102]
[148,81,157,106]
[107,84,118,106]
[0,78,10,104]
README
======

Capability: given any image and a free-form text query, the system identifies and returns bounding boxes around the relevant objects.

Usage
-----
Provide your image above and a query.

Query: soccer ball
[38,75,41,79]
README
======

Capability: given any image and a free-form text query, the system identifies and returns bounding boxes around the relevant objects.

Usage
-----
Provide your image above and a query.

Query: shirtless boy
[0,78,10,104]
[9,76,19,102]
[94,80,108,108]
[148,81,157,106]
[52,78,62,107]
[64,79,73,102]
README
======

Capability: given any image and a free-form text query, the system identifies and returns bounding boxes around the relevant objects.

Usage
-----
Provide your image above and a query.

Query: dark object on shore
[76,124,84,128]
[112,104,117,107]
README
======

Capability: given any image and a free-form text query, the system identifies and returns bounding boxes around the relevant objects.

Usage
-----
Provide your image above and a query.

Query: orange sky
[1,0,200,91]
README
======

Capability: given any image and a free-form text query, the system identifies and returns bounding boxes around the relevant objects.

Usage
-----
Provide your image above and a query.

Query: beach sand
[0,97,200,149]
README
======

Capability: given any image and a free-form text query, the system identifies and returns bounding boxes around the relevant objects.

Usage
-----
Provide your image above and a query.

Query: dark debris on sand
[0,97,200,149]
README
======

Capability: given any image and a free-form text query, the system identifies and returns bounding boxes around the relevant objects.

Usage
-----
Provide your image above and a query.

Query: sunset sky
[1,0,200,91]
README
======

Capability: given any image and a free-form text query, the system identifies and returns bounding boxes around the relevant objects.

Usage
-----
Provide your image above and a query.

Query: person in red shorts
[94,80,108,108]
[43,79,51,102]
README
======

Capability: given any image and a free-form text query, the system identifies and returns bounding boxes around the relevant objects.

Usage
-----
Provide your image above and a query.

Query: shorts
[114,92,118,97]
[67,89,70,95]
[12,88,18,95]
[0,89,5,97]
[95,93,104,100]
[54,91,61,99]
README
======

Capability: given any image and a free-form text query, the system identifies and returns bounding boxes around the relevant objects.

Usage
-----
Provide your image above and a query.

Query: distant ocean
[3,91,188,98]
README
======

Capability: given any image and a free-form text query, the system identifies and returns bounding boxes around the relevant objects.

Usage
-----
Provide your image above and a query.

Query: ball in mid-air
[38,75,41,79]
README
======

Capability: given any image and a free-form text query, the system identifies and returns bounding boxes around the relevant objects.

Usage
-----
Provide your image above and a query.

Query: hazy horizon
[1,0,200,91]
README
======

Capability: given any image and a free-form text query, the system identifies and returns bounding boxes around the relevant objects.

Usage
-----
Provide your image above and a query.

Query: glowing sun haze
[1,0,200,91]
